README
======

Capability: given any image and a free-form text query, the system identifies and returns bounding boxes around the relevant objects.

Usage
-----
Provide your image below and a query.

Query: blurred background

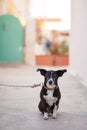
[0,0,71,66]
[0,0,87,86]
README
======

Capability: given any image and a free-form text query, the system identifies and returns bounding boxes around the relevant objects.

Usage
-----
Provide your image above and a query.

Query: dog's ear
[37,69,47,76]
[56,69,67,77]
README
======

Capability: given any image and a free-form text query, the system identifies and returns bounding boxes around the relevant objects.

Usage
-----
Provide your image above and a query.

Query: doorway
[0,14,24,62]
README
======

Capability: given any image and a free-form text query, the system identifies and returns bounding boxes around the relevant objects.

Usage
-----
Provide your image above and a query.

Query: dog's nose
[49,80,53,85]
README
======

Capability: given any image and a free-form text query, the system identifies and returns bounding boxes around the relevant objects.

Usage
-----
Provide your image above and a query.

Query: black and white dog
[37,68,67,120]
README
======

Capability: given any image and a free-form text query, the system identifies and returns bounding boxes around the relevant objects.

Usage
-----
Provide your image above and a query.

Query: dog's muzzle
[48,80,53,85]
[46,79,56,89]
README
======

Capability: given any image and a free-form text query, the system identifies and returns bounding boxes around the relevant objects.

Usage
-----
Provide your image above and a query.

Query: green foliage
[49,40,69,55]
[58,40,69,55]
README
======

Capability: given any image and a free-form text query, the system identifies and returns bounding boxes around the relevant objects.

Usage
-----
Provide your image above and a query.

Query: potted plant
[36,39,69,66]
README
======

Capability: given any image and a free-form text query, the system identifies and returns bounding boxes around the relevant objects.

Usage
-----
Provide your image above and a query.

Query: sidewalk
[0,64,87,130]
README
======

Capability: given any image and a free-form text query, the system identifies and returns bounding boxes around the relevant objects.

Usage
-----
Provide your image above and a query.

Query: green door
[0,14,24,62]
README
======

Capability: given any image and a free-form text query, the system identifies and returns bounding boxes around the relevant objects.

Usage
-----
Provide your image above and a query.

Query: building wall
[0,0,36,65]
[70,0,87,87]
[13,0,36,65]
[24,19,36,65]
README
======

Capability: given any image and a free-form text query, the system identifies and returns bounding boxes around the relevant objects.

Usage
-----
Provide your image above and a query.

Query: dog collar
[44,86,58,90]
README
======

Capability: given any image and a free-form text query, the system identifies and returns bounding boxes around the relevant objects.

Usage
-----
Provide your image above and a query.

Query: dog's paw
[52,114,57,119]
[43,116,48,120]
[43,112,48,120]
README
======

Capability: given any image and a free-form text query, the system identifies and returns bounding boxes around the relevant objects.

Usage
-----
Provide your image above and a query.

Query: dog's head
[37,69,67,89]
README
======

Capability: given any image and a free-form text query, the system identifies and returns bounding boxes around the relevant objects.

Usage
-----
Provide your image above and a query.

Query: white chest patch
[44,90,57,106]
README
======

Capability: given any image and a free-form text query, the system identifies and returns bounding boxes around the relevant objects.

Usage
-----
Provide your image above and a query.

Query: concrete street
[0,64,87,130]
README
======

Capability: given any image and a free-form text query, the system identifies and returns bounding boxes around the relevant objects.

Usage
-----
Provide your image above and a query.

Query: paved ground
[0,64,87,130]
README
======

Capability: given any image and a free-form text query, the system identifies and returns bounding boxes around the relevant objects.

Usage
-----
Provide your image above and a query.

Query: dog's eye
[47,75,50,79]
[52,75,56,79]
[46,74,50,79]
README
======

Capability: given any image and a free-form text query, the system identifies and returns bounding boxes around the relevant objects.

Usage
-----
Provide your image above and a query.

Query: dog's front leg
[43,104,49,120]
[43,97,49,120]
[43,112,48,120]
[52,104,57,119]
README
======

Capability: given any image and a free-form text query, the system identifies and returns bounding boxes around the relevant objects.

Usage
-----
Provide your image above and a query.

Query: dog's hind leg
[38,101,44,114]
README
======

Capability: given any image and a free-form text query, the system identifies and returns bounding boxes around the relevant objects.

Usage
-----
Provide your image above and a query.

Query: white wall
[70,0,87,86]
[13,0,36,65]
[13,0,27,20]
[30,0,71,21]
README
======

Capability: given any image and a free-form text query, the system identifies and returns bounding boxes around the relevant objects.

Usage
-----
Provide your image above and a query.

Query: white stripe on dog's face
[46,71,56,89]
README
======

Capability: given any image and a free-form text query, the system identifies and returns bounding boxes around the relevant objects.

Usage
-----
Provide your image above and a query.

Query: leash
[0,82,43,88]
